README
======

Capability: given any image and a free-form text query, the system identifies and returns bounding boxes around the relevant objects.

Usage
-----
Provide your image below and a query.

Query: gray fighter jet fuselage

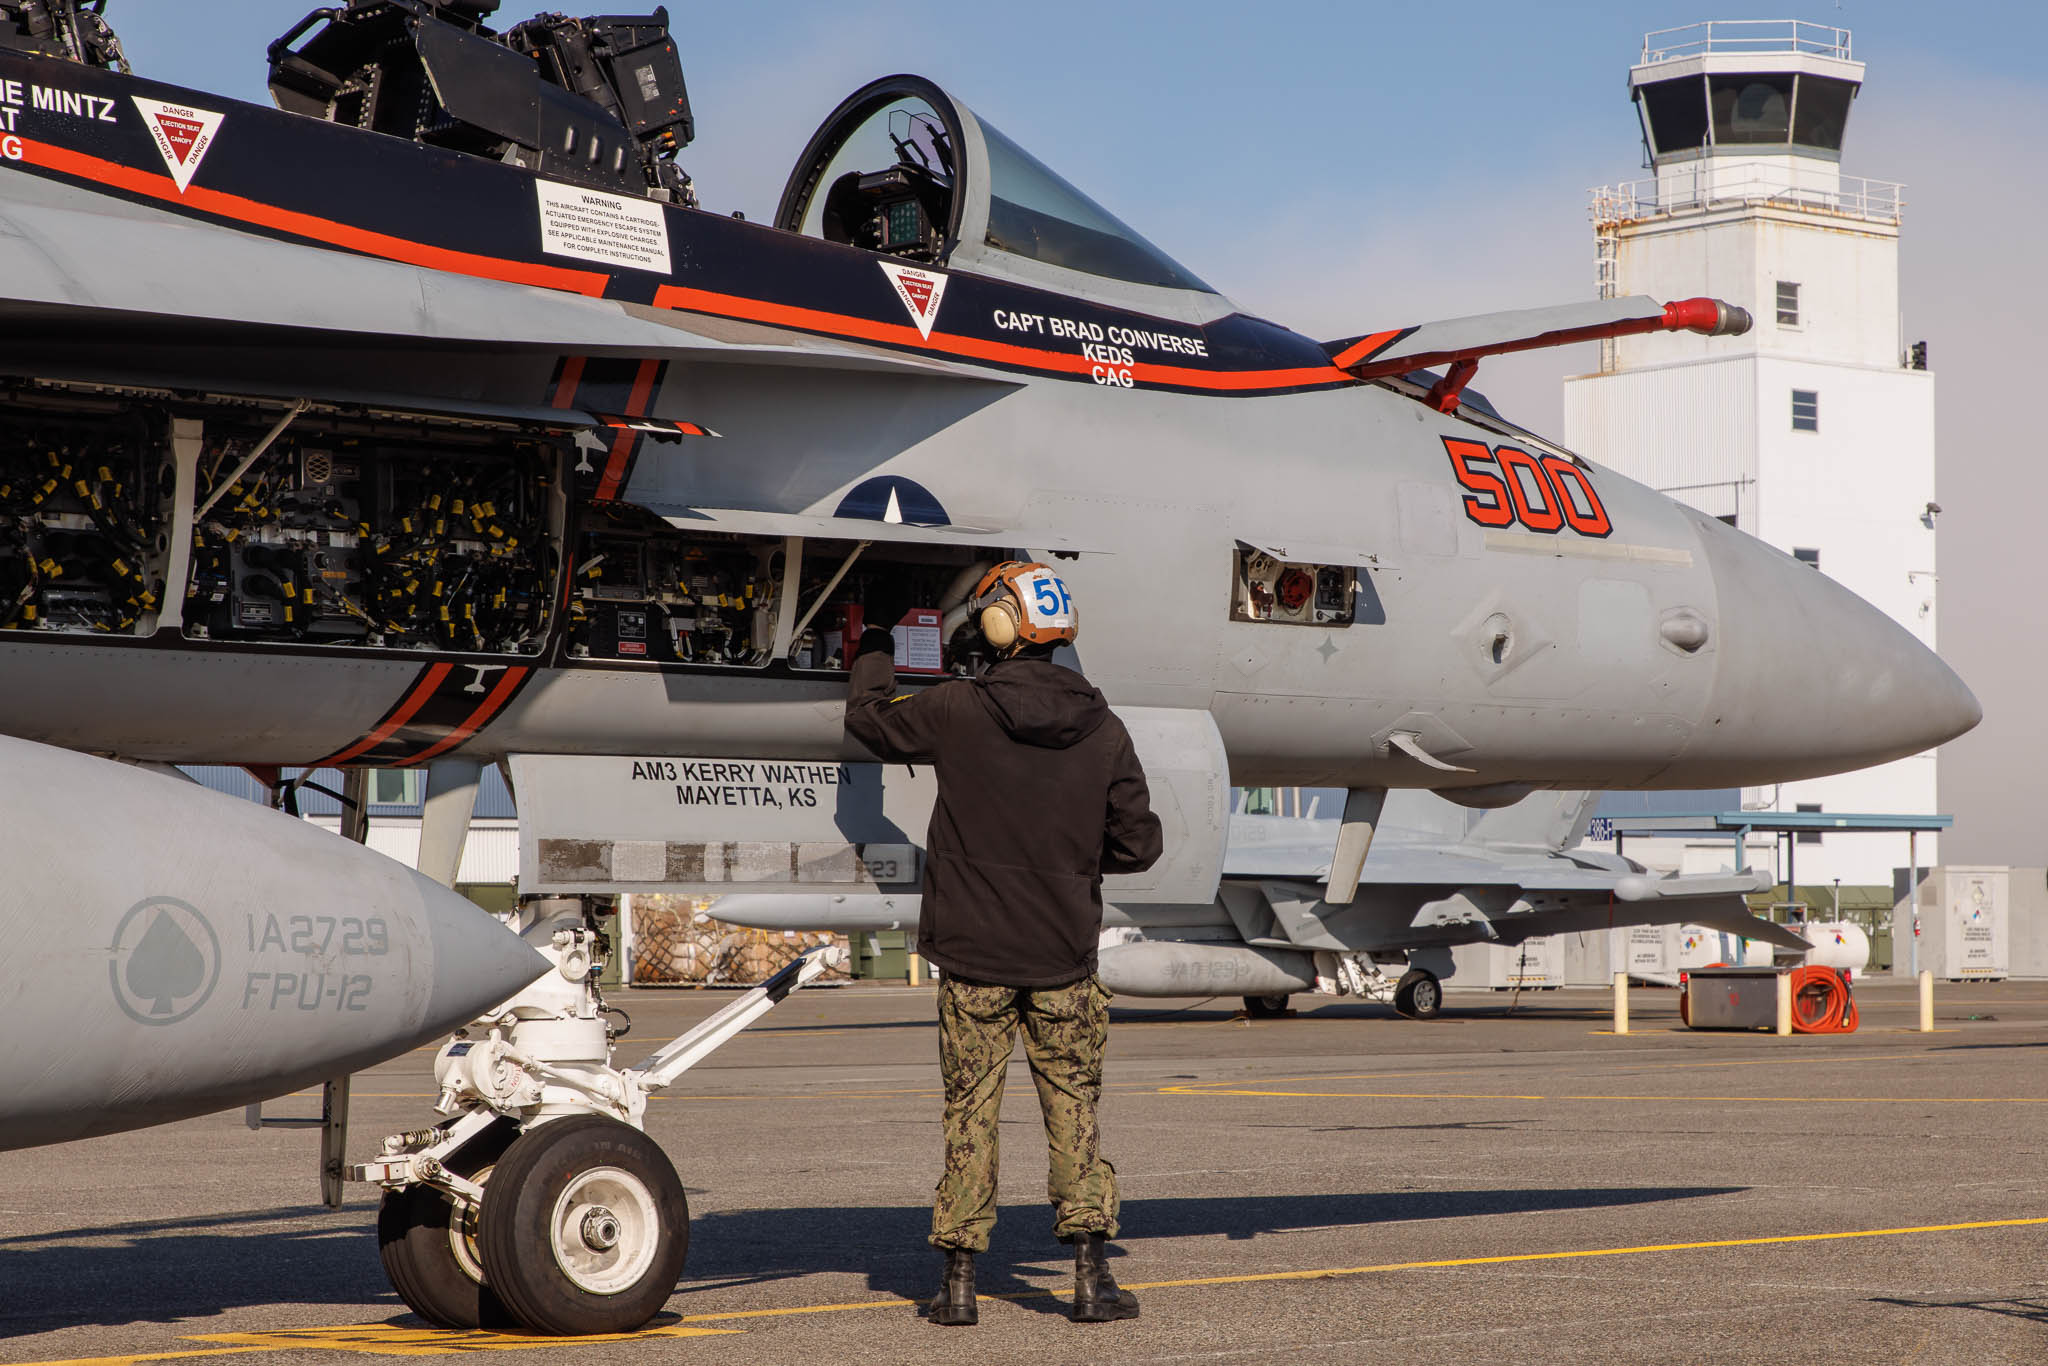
[0,4,1978,1149]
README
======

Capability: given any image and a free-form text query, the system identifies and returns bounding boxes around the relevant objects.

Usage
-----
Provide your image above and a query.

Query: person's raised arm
[844,626,946,763]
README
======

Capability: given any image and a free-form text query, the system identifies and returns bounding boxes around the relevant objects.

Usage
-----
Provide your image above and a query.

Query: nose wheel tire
[1393,970,1442,1020]
[377,1120,519,1330]
[478,1115,689,1336]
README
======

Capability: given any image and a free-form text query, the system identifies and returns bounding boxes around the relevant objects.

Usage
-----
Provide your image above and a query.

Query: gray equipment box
[1683,966,1783,1030]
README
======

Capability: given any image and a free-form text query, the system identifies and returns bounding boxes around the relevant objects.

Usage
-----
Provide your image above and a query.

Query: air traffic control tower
[1564,21,1937,888]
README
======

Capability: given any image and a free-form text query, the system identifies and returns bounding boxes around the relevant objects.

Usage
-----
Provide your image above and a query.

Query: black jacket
[844,636,1163,987]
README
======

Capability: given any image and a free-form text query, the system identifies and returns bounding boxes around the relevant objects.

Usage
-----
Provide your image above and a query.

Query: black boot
[1071,1232,1139,1322]
[924,1248,978,1326]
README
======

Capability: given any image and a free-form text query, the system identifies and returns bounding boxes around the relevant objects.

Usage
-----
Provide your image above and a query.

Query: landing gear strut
[1309,951,1445,1019]
[356,897,841,1335]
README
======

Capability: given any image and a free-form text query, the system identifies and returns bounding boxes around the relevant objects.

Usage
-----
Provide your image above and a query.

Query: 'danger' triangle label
[131,97,224,194]
[878,261,948,340]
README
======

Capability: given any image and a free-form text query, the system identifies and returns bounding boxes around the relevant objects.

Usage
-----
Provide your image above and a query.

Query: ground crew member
[845,561,1162,1326]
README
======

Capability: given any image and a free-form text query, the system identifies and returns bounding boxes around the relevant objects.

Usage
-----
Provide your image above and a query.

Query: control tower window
[977,118,1210,291]
[1710,74,1793,144]
[1791,390,1819,433]
[1776,281,1800,327]
[1790,75,1854,152]
[1638,76,1709,155]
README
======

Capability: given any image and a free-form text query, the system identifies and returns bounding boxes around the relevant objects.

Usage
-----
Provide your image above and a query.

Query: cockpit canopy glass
[976,117,1210,292]
[802,96,956,261]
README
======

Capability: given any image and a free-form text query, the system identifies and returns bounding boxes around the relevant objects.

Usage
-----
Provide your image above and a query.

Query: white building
[1565,21,1938,890]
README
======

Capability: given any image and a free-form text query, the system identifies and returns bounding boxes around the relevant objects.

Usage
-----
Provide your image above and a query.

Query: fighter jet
[715,788,1802,1019]
[0,0,1977,1335]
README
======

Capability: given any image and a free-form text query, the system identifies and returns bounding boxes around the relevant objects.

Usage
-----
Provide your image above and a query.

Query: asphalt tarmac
[4,978,2046,1366]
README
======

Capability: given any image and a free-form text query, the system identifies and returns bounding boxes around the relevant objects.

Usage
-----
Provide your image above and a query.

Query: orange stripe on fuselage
[8,138,1350,393]
[551,354,589,407]
[13,137,610,297]
[651,285,1351,393]
[320,663,456,767]
[595,358,662,501]
[400,666,530,767]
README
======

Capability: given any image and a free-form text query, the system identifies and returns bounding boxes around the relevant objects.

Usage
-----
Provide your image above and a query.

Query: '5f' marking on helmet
[969,561,1079,652]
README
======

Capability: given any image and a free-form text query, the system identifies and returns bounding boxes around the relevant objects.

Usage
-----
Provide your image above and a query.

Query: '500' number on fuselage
[1443,437,1612,538]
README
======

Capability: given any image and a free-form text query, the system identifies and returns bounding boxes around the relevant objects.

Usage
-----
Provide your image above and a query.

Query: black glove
[854,625,897,660]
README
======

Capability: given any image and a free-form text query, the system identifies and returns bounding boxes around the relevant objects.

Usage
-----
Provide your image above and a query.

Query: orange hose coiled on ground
[1787,965,1859,1033]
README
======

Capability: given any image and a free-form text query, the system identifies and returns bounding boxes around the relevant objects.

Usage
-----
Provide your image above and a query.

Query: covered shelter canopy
[1605,811,1953,940]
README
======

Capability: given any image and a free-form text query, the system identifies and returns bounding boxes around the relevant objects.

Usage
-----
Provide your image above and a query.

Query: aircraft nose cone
[1671,512,1979,785]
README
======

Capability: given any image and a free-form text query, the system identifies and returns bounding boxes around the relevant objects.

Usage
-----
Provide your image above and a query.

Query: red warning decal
[877,261,948,340]
[130,97,224,194]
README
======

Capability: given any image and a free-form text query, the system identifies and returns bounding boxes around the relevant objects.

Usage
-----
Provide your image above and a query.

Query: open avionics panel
[186,419,557,653]
[569,504,1008,677]
[0,386,1014,676]
[0,389,562,652]
[0,397,173,634]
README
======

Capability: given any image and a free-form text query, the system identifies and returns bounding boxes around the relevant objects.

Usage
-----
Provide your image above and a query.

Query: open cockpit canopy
[775,76,1218,310]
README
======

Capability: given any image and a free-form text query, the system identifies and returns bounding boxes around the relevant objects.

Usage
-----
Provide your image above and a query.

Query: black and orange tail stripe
[313,662,533,768]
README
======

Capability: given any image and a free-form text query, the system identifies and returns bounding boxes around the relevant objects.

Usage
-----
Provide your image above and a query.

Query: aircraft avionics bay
[0,0,1980,1339]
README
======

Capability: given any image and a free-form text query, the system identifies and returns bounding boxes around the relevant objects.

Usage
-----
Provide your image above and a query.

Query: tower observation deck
[1590,20,1903,342]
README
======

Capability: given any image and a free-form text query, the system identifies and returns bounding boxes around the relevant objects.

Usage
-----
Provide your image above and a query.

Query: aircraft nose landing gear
[479,1116,689,1335]
[357,899,843,1335]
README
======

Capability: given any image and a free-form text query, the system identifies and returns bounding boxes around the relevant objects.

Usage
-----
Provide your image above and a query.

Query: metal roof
[1608,810,1951,835]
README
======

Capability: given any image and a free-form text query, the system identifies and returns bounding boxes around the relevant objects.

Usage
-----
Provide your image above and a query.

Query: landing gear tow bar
[353,899,844,1336]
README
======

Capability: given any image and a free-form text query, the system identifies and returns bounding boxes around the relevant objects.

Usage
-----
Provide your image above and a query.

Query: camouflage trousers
[930,974,1118,1252]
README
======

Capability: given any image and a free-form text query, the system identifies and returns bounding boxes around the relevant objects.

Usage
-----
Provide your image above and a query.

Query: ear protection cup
[980,599,1019,650]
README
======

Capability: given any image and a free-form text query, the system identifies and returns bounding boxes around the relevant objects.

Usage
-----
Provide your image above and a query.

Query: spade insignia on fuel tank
[109,898,221,1025]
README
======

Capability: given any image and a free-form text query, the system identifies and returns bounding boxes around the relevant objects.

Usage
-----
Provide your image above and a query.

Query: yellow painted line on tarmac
[1159,1083,2048,1104]
[20,1320,739,1365]
[22,1216,2048,1363]
[681,1214,2048,1320]
[191,1323,737,1354]
[1111,1214,2048,1291]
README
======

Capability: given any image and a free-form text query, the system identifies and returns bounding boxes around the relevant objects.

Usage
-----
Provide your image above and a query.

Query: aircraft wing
[1481,892,1812,951]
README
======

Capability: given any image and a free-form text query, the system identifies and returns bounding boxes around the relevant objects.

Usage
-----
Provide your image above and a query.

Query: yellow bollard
[1918,970,1934,1033]
[907,952,924,987]
[1612,971,1629,1035]
[1775,972,1793,1036]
